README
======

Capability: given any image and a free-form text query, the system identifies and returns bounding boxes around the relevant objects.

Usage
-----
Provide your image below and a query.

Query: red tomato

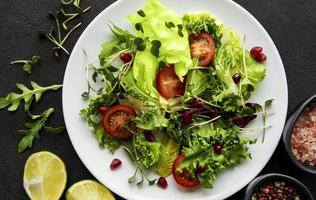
[102,105,137,139]
[172,155,200,188]
[155,65,186,100]
[189,33,216,67]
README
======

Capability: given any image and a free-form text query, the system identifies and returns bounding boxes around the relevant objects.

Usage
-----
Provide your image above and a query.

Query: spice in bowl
[251,180,300,200]
[291,105,316,166]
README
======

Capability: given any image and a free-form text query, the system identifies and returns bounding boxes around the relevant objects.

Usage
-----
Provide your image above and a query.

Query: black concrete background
[0,0,315,199]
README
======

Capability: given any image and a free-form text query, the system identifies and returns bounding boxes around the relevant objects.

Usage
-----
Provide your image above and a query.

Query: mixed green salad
[80,0,271,189]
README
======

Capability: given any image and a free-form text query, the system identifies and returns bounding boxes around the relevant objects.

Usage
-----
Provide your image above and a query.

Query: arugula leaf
[0,82,62,113]
[17,108,64,153]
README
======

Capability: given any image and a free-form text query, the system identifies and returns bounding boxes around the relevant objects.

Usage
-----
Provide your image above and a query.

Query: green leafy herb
[122,134,157,186]
[135,23,144,33]
[10,56,41,74]
[177,24,184,37]
[165,21,175,29]
[150,40,161,57]
[17,108,64,153]
[39,0,90,58]
[182,13,223,47]
[134,38,146,51]
[137,9,146,17]
[255,99,274,142]
[0,82,62,115]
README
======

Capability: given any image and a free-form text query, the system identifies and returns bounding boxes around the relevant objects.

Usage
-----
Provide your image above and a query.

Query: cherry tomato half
[172,155,200,188]
[155,65,186,100]
[189,33,216,67]
[102,105,137,139]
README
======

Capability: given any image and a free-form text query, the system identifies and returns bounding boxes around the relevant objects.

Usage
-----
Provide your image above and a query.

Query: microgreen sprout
[10,56,41,74]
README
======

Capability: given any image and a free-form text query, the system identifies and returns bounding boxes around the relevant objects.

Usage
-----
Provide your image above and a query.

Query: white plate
[62,0,288,199]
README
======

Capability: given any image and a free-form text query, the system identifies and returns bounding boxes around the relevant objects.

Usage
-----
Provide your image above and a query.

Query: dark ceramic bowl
[244,173,314,200]
[282,94,316,174]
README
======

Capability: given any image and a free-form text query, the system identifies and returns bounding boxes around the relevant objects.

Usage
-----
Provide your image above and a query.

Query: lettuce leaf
[178,121,256,188]
[154,136,180,177]
[135,133,161,168]
[132,49,160,99]
[128,0,192,80]
[182,13,223,47]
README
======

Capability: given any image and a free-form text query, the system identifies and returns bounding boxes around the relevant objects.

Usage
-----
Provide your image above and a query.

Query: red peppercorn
[110,158,122,170]
[214,143,223,154]
[263,187,270,194]
[157,177,168,189]
[120,53,132,63]
[97,106,107,113]
[232,73,241,84]
[250,46,263,58]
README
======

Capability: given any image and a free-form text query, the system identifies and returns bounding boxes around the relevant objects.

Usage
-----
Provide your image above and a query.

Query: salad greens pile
[80,0,270,188]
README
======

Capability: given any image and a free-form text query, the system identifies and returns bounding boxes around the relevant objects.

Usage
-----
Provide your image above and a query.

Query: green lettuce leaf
[132,49,160,99]
[128,0,192,80]
[182,13,223,47]
[178,121,256,188]
[154,136,180,177]
[185,69,208,98]
[135,133,161,168]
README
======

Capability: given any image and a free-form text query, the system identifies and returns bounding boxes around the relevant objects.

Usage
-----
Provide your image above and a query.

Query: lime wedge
[66,180,115,200]
[23,151,67,200]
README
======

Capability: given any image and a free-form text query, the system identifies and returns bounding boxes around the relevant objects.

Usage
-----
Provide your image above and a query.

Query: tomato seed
[157,177,168,189]
[120,53,132,63]
[110,158,122,170]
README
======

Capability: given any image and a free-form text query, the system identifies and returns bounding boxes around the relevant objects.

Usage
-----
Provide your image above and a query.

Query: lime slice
[23,151,67,200]
[66,180,115,200]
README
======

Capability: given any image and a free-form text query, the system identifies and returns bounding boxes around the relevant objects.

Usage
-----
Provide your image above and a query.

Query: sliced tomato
[102,105,137,139]
[155,65,186,100]
[189,33,216,67]
[172,155,200,188]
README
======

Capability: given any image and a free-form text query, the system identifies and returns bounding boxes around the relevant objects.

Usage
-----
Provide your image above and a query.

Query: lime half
[23,151,67,200]
[66,180,115,200]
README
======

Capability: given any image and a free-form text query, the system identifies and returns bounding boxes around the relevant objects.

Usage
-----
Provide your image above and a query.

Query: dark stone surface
[0,0,315,199]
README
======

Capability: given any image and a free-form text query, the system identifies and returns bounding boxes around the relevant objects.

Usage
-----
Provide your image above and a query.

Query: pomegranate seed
[250,46,263,58]
[182,111,193,125]
[144,132,155,142]
[120,53,132,63]
[214,143,223,154]
[232,73,241,84]
[255,52,267,62]
[157,177,168,189]
[258,197,265,200]
[110,158,122,170]
[97,106,107,113]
